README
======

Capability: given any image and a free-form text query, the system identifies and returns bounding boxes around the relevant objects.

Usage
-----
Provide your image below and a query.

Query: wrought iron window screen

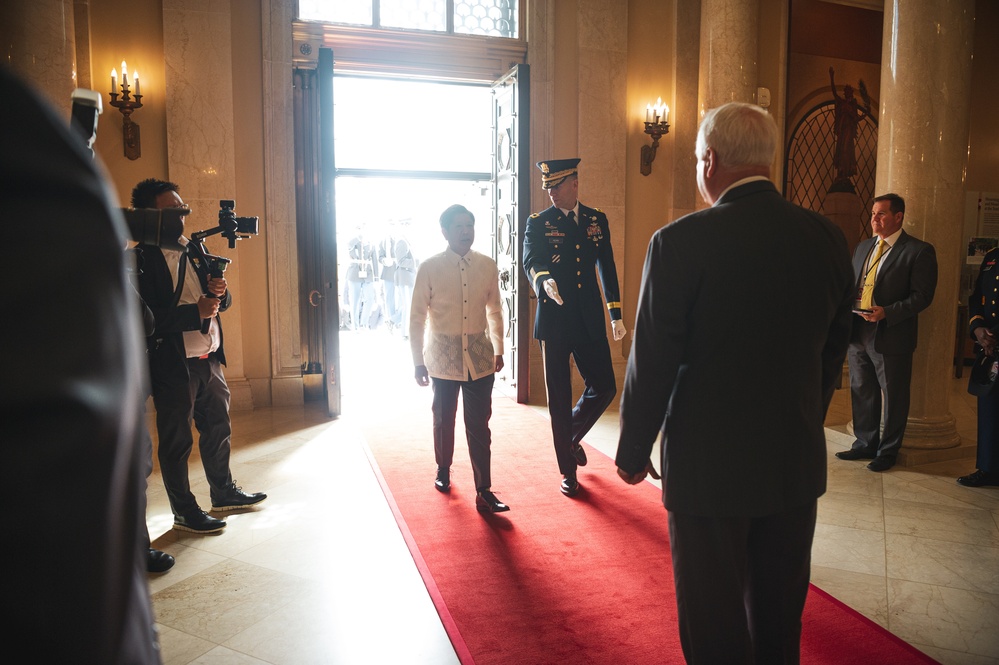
[299,0,519,39]
[783,101,878,244]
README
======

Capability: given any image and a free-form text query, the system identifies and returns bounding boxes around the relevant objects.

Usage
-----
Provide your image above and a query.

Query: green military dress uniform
[523,158,622,483]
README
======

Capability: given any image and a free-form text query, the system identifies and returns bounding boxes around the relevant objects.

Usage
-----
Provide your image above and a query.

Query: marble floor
[145,331,999,664]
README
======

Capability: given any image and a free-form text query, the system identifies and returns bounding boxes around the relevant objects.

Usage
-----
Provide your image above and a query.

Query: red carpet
[361,391,938,664]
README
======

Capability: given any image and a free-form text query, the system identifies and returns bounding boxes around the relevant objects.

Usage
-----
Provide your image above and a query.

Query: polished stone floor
[145,330,999,664]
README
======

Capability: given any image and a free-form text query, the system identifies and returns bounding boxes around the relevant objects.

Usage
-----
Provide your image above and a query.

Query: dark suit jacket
[616,180,855,518]
[137,243,231,388]
[851,231,937,354]
[523,203,622,341]
[0,65,159,663]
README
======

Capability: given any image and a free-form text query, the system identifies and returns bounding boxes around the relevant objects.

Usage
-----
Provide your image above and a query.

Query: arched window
[784,101,878,243]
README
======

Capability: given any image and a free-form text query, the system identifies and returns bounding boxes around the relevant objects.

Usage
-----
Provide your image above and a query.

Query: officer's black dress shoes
[560,475,580,497]
[211,482,267,511]
[835,448,876,461]
[475,490,510,513]
[867,456,896,472]
[957,469,999,487]
[174,509,226,534]
[571,443,588,467]
[435,467,451,493]
[147,548,176,573]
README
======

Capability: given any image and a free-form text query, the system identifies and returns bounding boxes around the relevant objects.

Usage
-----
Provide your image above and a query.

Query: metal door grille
[784,101,878,243]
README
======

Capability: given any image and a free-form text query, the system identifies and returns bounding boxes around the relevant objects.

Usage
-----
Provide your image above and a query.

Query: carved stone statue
[829,67,872,192]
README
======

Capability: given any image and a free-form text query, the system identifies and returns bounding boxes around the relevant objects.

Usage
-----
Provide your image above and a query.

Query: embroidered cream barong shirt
[409,248,504,381]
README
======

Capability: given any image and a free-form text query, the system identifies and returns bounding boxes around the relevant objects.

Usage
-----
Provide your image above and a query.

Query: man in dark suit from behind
[616,102,855,664]
[835,193,937,472]
[0,65,159,663]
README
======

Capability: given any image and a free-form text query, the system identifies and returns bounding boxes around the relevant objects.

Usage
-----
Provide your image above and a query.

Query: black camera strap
[171,252,187,308]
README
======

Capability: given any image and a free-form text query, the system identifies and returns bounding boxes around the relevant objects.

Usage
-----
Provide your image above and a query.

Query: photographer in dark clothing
[132,179,266,534]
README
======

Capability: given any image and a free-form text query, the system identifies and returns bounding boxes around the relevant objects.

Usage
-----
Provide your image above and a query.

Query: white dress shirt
[409,248,504,381]
[162,246,220,358]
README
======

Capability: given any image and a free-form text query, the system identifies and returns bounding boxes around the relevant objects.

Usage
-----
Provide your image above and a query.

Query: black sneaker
[211,482,267,512]
[174,510,226,534]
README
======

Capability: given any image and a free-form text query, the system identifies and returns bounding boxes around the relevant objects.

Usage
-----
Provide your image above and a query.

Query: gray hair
[695,102,776,168]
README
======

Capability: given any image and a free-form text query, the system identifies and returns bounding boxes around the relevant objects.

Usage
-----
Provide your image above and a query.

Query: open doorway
[331,76,494,413]
[296,57,530,417]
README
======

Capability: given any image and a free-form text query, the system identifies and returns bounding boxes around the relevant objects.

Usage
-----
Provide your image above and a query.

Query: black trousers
[668,501,818,665]
[848,322,913,459]
[431,372,495,492]
[540,335,616,476]
[151,355,233,517]
[978,387,999,473]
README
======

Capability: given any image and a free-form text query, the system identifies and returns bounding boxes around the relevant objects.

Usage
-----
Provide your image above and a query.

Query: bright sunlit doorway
[294,51,530,418]
[332,76,495,415]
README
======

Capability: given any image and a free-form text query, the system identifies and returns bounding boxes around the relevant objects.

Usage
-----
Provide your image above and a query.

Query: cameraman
[132,179,266,534]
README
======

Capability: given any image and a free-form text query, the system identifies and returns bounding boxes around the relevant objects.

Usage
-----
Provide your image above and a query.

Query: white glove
[543,278,563,306]
[611,319,627,341]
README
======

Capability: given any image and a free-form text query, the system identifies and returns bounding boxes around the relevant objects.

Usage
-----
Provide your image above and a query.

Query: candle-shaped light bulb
[111,68,117,94]
[655,97,664,122]
[133,70,140,96]
[646,104,653,124]
[664,105,670,124]
[121,61,128,86]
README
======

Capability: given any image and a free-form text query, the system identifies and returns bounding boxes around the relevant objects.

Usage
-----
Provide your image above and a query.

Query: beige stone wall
[5,0,998,417]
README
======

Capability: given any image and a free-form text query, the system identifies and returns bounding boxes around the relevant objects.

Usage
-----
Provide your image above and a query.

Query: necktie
[567,210,576,225]
[860,239,887,309]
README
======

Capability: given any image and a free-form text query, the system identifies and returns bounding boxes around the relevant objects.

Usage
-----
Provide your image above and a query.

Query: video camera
[192,200,259,249]
[189,200,258,332]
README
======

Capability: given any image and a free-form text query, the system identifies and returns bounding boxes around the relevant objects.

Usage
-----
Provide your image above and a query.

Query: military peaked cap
[536,158,581,190]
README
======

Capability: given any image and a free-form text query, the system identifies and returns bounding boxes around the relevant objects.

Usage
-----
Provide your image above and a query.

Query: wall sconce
[640,97,670,176]
[108,61,143,160]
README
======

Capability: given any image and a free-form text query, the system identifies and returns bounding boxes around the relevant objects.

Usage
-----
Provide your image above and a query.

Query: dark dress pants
[668,501,818,665]
[540,335,616,476]
[848,321,913,459]
[978,387,999,473]
[431,372,494,491]
[152,355,233,516]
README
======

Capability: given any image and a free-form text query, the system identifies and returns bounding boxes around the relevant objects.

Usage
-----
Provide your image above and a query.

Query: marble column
[0,0,78,115]
[670,0,702,223]
[698,0,758,115]
[261,0,305,406]
[875,0,975,453]
[161,0,253,410]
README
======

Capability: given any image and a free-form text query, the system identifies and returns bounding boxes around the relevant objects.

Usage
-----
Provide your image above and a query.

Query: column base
[845,413,969,467]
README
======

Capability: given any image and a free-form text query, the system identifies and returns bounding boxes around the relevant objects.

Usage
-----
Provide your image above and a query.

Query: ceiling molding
[292,21,527,82]
[818,0,884,11]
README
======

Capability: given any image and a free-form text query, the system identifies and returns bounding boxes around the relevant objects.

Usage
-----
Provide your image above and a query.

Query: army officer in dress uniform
[959,246,999,487]
[523,158,627,497]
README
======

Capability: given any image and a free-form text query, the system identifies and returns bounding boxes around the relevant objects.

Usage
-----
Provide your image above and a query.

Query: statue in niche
[828,67,872,193]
